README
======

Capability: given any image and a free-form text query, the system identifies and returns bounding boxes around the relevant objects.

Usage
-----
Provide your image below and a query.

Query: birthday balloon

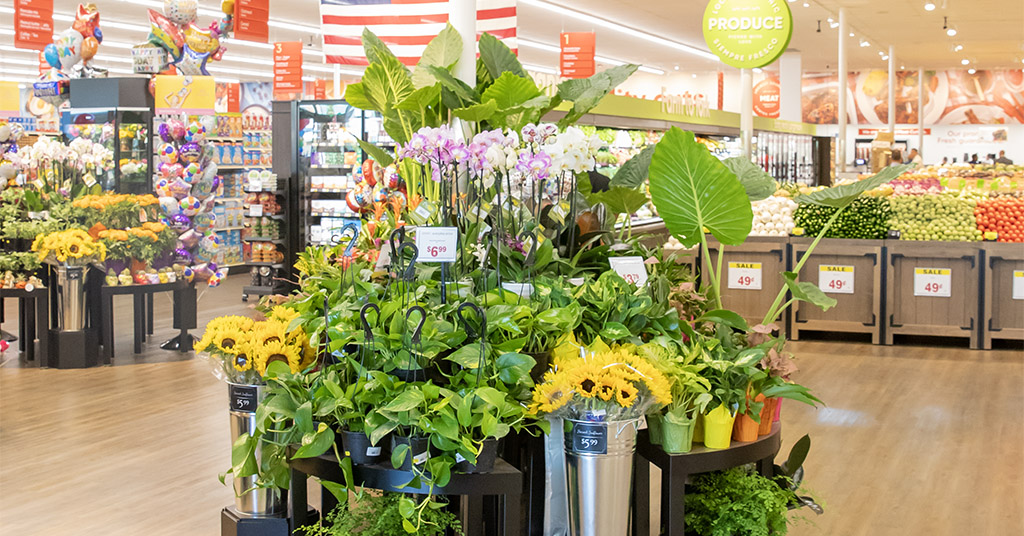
[362,159,377,187]
[183,162,201,182]
[181,267,195,283]
[180,196,202,216]
[207,271,223,288]
[164,0,198,25]
[168,178,192,199]
[201,142,216,165]
[192,212,216,232]
[172,248,192,265]
[33,69,71,107]
[179,229,201,249]
[184,121,206,143]
[158,122,174,143]
[192,175,216,198]
[179,142,201,164]
[158,196,182,215]
[148,9,183,58]
[168,213,192,232]
[81,37,99,61]
[158,142,179,165]
[176,45,211,76]
[346,190,361,213]
[43,44,61,69]
[155,179,171,198]
[72,4,101,38]
[192,263,214,280]
[160,162,184,180]
[55,29,85,72]
[200,162,218,182]
[385,165,403,189]
[184,23,219,53]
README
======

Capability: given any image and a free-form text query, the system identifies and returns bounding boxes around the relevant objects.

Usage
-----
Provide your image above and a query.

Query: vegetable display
[888,192,982,242]
[975,195,1024,243]
[750,195,796,237]
[794,197,892,240]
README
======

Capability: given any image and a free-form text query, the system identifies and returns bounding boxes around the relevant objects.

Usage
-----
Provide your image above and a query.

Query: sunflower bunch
[530,347,672,421]
[195,308,316,384]
[31,228,107,266]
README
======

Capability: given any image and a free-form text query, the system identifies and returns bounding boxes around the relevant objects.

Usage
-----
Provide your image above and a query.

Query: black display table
[99,281,196,360]
[288,449,522,536]
[631,423,782,536]
[0,287,49,363]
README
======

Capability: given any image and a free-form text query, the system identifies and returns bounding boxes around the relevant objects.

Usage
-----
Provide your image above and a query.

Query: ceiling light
[943,16,957,36]
[802,2,809,7]
[674,65,680,71]
[519,0,719,62]
[860,40,870,47]
[924,2,936,11]
[827,17,834,23]
[523,63,558,75]
[946,27,957,36]
[849,32,855,37]
[881,55,889,60]
[637,65,666,75]
[961,58,970,65]
[692,73,698,78]
[954,44,964,52]
[829,21,839,29]
[967,68,976,74]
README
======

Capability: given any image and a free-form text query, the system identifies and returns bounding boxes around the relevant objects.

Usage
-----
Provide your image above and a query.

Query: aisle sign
[913,268,951,297]
[702,0,794,69]
[818,265,854,294]
[234,0,270,43]
[609,256,649,287]
[1013,270,1024,301]
[38,51,50,75]
[560,32,595,78]
[415,227,458,263]
[728,262,762,290]
[273,41,304,98]
[15,0,54,51]
[314,79,327,100]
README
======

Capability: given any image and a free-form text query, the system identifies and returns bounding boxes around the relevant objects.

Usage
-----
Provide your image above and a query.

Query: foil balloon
[168,213,191,232]
[54,29,85,72]
[148,9,184,59]
[168,178,192,199]
[200,162,218,182]
[362,159,377,187]
[155,179,171,197]
[176,45,211,76]
[192,212,216,232]
[179,142,201,164]
[131,42,169,74]
[184,23,219,53]
[159,142,179,164]
[72,4,101,38]
[158,196,182,215]
[207,271,223,288]
[346,189,360,213]
[43,44,61,69]
[201,143,216,165]
[192,175,216,198]
[181,267,195,283]
[192,263,214,280]
[157,122,173,143]
[173,248,192,265]
[373,186,389,204]
[160,163,184,180]
[165,119,186,141]
[33,70,71,107]
[178,229,201,249]
[81,36,99,62]
[390,190,408,209]
[183,162,201,182]
[385,165,403,189]
[200,196,216,214]
[179,196,202,216]
[184,121,206,143]
[164,0,198,25]
[198,234,221,256]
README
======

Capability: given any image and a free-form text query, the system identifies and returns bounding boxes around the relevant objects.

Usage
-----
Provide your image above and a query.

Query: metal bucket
[56,265,87,331]
[564,419,639,536]
[228,383,286,516]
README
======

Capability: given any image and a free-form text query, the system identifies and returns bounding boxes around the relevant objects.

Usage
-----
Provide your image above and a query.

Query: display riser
[982,243,1024,349]
[704,237,789,333]
[220,507,290,536]
[47,328,100,369]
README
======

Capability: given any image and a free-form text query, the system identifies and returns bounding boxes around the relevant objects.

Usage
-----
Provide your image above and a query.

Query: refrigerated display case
[61,108,152,193]
[752,131,817,185]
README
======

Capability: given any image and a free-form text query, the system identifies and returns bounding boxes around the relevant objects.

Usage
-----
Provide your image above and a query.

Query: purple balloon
[173,248,192,265]
[168,213,191,233]
[158,122,173,143]
[179,229,201,249]
[179,141,202,164]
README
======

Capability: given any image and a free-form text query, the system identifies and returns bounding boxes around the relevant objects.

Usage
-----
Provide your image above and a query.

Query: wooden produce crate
[704,237,790,330]
[631,220,699,277]
[885,241,982,349]
[982,243,1024,349]
[789,238,884,344]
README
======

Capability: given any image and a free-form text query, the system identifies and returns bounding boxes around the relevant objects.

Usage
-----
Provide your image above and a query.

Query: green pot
[646,413,664,445]
[662,417,696,454]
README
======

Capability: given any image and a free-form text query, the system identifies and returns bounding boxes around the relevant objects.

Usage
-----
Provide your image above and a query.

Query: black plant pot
[526,351,552,383]
[392,367,427,383]
[341,429,388,465]
[391,435,431,471]
[455,438,499,474]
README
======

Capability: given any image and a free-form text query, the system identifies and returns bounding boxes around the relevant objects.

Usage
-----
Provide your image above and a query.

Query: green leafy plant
[296,492,462,536]
[684,467,796,536]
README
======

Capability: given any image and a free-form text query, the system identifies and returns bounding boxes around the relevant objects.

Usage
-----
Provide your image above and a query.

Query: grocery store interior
[1,1,1022,535]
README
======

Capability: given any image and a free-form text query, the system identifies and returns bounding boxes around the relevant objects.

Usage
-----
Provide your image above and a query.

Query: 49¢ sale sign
[703,0,793,69]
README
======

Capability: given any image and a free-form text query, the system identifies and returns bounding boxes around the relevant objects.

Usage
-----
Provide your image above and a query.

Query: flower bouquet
[32,229,106,330]
[194,306,316,385]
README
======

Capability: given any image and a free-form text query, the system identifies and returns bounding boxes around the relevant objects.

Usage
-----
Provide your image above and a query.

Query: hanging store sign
[273,41,304,99]
[14,0,54,50]
[234,0,270,43]
[560,32,596,79]
[753,75,781,118]
[703,0,793,69]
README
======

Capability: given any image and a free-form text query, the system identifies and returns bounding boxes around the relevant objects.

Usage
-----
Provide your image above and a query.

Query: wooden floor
[1,275,1022,535]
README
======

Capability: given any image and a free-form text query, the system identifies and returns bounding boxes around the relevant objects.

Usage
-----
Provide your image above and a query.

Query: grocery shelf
[207,136,243,142]
[245,261,285,267]
[216,197,245,203]
[310,188,350,193]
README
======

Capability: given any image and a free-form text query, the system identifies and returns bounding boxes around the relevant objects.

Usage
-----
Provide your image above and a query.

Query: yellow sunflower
[214,327,245,353]
[230,342,254,372]
[252,319,289,347]
[615,381,639,407]
[267,305,300,326]
[253,339,302,375]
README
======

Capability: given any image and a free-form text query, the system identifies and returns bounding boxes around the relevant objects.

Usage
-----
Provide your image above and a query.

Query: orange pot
[732,413,759,442]
[131,258,148,273]
[758,398,778,436]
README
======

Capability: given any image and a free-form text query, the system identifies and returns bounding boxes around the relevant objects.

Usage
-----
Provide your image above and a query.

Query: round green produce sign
[703,0,793,69]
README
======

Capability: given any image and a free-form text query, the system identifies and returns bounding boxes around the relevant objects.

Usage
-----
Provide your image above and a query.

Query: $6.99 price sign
[414,227,458,263]
[727,262,762,290]
[818,265,854,294]
[913,268,951,297]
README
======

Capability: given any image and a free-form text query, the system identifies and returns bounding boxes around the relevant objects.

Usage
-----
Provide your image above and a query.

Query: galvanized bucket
[228,383,286,516]
[564,419,640,536]
[56,265,87,331]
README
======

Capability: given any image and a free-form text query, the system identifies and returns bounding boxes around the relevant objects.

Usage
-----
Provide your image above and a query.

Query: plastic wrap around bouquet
[154,117,224,287]
[0,123,25,191]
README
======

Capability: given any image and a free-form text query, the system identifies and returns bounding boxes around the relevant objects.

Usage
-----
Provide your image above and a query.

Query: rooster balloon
[32,3,106,106]
[133,0,235,75]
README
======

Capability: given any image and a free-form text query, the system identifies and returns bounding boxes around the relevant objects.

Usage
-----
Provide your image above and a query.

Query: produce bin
[789,238,884,344]
[885,241,982,349]
[704,237,790,330]
[631,220,698,277]
[981,243,1024,349]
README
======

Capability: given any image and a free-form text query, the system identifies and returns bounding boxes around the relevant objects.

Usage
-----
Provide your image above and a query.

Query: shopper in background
[995,150,1013,165]
[940,157,949,166]
[907,148,923,165]
[889,149,903,167]
[969,153,980,164]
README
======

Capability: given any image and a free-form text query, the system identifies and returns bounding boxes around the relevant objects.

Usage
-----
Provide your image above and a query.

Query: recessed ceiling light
[829,21,839,28]
[802,2,809,6]
[674,65,680,71]
[692,73,698,78]
[849,32,855,37]
[953,44,964,52]
[961,58,970,65]
[860,40,871,47]
[947,27,957,36]
[882,55,889,60]
[924,2,936,11]
[967,68,976,74]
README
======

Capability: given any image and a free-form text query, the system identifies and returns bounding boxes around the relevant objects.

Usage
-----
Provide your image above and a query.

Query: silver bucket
[56,265,87,331]
[228,383,287,516]
[564,419,640,536]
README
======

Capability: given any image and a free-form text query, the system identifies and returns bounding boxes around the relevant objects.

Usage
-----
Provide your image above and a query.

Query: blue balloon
[43,44,61,69]
[93,27,103,43]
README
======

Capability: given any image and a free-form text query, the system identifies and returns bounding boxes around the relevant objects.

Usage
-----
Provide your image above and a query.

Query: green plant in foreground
[297,492,463,536]
[684,467,794,536]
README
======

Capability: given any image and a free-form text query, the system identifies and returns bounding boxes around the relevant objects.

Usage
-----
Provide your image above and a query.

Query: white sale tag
[913,268,951,297]
[248,204,263,217]
[415,227,458,263]
[1013,271,1024,300]
[365,446,381,457]
[727,262,762,290]
[818,265,854,294]
[609,256,648,287]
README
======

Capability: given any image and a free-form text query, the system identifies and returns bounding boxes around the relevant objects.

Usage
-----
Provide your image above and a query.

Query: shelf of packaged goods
[215,226,245,231]
[310,211,360,218]
[244,189,284,194]
[245,261,285,267]
[243,147,271,152]
[243,212,286,220]
[221,262,246,268]
[208,136,244,142]
[245,238,286,245]
[216,197,245,203]
[309,165,355,170]
[219,165,272,170]
[310,188,350,194]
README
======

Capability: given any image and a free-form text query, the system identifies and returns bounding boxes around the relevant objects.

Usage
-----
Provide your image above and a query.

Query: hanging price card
[248,204,263,217]
[818,265,854,294]
[609,256,649,287]
[727,262,762,290]
[913,268,951,297]
[415,227,458,263]
[1013,271,1024,300]
[229,384,259,413]
[571,422,607,454]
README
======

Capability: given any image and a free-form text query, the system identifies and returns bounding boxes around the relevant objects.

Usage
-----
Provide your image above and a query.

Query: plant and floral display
[32,228,106,266]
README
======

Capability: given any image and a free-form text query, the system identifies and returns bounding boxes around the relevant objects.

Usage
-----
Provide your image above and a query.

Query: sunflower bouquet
[530,346,672,422]
[31,228,107,266]
[195,306,317,384]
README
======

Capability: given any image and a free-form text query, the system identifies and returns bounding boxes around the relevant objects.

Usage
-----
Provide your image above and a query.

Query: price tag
[229,384,259,413]
[365,446,382,457]
[455,453,467,463]
[415,227,458,263]
[249,204,264,217]
[1013,270,1024,300]
[572,422,607,454]
[727,262,762,290]
[609,256,648,287]
[818,265,854,294]
[412,450,430,466]
[913,268,951,297]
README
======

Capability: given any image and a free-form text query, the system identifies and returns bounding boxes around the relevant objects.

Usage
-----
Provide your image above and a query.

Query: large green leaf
[696,309,750,331]
[396,84,441,112]
[362,60,414,113]
[426,65,480,104]
[412,23,462,88]
[648,127,753,247]
[795,164,911,208]
[782,271,837,312]
[722,156,775,201]
[452,100,498,122]
[610,145,655,189]
[343,82,373,110]
[481,72,542,110]
[586,186,649,216]
[357,140,394,167]
[362,28,408,74]
[556,64,638,128]
[478,32,529,81]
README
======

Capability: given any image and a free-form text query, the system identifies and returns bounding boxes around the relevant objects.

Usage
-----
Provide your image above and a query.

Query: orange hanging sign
[234,0,270,43]
[274,41,304,98]
[560,32,595,79]
[15,0,54,50]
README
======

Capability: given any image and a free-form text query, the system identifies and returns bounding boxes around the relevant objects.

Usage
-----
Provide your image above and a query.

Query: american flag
[319,0,517,66]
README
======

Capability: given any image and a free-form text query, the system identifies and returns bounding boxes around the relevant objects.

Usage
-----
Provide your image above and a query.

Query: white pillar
[740,68,753,159]
[888,45,896,135]
[450,0,476,86]
[837,8,848,173]
[918,68,925,159]
[333,64,341,99]
[779,51,802,122]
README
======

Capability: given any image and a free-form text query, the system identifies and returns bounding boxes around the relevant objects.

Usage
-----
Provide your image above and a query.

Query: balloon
[0,125,9,143]
[221,0,235,16]
[201,142,216,165]
[173,248,192,265]
[168,213,192,232]
[192,263,214,280]
[179,229,201,249]
[148,77,157,97]
[166,119,186,141]
[168,178,192,199]
[346,190,361,213]
[160,163,184,180]
[43,44,61,69]
[362,159,377,187]
[385,165,403,189]
[192,212,216,232]
[155,179,171,197]
[158,142,179,164]
[55,29,84,72]
[164,0,198,25]
[157,122,173,143]
[201,162,218,182]
[390,190,407,209]
[211,45,227,62]
[179,142,201,163]
[184,120,205,143]
[184,23,219,54]
[183,162,201,181]
[180,196,202,216]
[72,4,101,38]
[33,70,71,107]
[158,196,182,215]
[373,186,388,204]
[94,27,103,43]
[81,37,99,62]
[181,267,195,283]
[148,9,183,58]
[132,42,169,74]
[175,45,211,76]
[208,271,224,287]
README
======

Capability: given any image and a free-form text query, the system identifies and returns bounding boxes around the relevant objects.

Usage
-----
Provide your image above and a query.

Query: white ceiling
[0,0,1021,86]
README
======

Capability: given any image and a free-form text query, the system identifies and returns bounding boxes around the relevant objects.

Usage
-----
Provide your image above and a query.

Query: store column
[837,7,848,173]
[741,68,753,158]
[917,68,925,155]
[450,0,476,85]
[779,51,802,123]
[888,46,896,135]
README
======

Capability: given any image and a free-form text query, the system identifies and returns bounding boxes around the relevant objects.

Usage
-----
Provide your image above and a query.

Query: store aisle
[1,281,1021,535]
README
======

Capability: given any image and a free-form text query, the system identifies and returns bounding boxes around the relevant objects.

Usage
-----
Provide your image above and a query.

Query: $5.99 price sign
[818,265,854,294]
[727,262,762,290]
[414,227,458,263]
[913,268,951,297]
[609,256,648,287]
